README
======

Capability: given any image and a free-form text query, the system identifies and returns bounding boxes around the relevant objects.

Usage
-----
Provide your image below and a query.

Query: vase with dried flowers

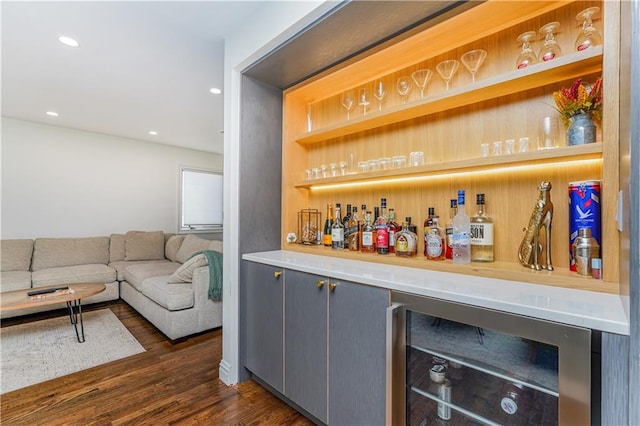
[553,77,602,145]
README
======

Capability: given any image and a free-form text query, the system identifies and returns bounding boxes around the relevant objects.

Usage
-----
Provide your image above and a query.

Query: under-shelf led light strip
[309,158,602,191]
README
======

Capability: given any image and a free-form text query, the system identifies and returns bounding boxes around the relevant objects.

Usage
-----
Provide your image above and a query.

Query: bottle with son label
[470,193,494,262]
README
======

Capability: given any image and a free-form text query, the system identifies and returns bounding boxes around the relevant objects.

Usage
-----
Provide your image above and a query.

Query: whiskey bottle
[426,215,445,261]
[331,204,345,249]
[360,204,367,232]
[407,217,418,235]
[423,207,435,257]
[452,190,471,264]
[361,211,376,252]
[323,203,333,247]
[348,206,360,251]
[394,220,418,257]
[470,193,494,262]
[342,204,352,250]
[445,199,457,259]
[376,198,389,254]
[388,208,399,254]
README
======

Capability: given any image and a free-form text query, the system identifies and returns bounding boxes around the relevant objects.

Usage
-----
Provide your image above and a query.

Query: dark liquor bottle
[407,217,418,235]
[388,208,399,254]
[348,206,360,251]
[342,204,352,250]
[445,199,457,259]
[331,204,345,249]
[361,211,376,252]
[376,198,389,254]
[323,203,333,247]
[423,207,435,257]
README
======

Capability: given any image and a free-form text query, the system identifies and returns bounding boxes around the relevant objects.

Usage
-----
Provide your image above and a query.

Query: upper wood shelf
[295,46,603,145]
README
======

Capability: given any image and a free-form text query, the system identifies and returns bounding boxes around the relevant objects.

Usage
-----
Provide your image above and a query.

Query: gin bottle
[452,190,471,264]
[470,193,494,262]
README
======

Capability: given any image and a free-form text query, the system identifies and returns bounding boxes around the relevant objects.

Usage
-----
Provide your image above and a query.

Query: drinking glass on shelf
[575,7,602,51]
[411,69,433,99]
[359,88,371,115]
[460,50,487,83]
[515,31,537,69]
[341,90,355,120]
[436,60,460,91]
[373,80,386,111]
[539,22,562,62]
[396,77,412,103]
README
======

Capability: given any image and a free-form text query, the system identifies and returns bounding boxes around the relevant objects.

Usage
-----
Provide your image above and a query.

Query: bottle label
[446,227,454,247]
[452,233,470,249]
[470,223,494,245]
[427,232,443,257]
[389,230,396,247]
[396,235,408,252]
[362,231,374,246]
[376,229,389,249]
[331,228,344,242]
[323,234,332,246]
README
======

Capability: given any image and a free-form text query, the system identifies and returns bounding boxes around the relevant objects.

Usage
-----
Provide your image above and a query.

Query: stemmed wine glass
[373,80,386,111]
[515,31,537,69]
[539,22,562,61]
[460,49,487,83]
[396,77,412,104]
[411,69,433,99]
[575,6,602,51]
[436,60,460,91]
[359,88,371,115]
[341,90,355,120]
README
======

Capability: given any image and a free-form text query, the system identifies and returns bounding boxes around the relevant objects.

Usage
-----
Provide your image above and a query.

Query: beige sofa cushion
[175,235,222,264]
[109,234,126,262]
[140,276,194,311]
[124,231,165,261]
[109,259,171,281]
[1,239,34,272]
[122,262,181,290]
[168,254,208,283]
[32,264,116,287]
[0,271,32,291]
[32,237,109,271]
[165,235,185,263]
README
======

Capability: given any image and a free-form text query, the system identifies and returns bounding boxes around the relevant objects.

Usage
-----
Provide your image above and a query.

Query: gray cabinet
[244,261,284,393]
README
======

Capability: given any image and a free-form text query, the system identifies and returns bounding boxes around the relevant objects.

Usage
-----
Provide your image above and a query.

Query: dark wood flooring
[0,301,311,425]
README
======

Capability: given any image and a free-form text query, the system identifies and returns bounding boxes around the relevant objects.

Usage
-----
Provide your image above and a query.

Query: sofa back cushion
[32,237,110,271]
[109,234,126,262]
[175,235,222,264]
[165,235,186,262]
[124,231,165,261]
[1,239,34,272]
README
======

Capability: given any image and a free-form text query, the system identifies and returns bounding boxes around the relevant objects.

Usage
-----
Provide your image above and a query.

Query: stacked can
[568,180,601,272]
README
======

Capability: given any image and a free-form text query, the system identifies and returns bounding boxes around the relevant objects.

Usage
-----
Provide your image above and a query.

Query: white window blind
[180,167,223,231]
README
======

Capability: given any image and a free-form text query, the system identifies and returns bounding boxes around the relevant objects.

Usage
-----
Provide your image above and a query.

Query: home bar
[237,1,638,424]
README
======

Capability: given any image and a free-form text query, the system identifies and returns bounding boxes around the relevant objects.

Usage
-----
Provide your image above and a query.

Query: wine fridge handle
[386,303,402,426]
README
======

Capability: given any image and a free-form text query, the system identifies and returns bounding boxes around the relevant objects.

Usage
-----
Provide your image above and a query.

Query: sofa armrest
[191,266,212,305]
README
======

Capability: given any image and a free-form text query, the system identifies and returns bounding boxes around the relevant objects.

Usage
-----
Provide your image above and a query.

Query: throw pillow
[168,253,208,283]
[165,235,186,262]
[175,234,213,264]
[124,231,165,261]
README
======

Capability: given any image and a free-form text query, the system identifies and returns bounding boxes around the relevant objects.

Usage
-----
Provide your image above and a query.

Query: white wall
[1,117,223,239]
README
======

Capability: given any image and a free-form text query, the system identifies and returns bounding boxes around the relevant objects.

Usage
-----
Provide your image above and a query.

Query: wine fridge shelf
[293,144,602,188]
[295,47,603,146]
[410,386,500,426]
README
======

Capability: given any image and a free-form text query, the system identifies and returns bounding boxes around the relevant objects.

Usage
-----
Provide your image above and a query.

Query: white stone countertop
[243,250,630,335]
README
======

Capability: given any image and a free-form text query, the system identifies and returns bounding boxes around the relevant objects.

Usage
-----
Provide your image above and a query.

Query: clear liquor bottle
[452,190,471,264]
[361,211,376,252]
[423,207,435,257]
[394,220,418,257]
[323,203,333,247]
[445,199,457,259]
[426,215,445,261]
[388,208,399,254]
[331,204,345,249]
[376,198,389,254]
[470,193,494,262]
[348,206,360,251]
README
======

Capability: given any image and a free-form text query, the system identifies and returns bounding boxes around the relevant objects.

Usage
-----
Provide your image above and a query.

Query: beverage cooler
[388,291,594,425]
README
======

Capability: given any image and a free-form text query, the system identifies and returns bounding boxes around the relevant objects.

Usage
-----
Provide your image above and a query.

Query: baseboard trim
[219,359,233,385]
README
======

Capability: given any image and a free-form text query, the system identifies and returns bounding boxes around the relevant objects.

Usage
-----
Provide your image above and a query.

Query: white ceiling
[1,1,267,154]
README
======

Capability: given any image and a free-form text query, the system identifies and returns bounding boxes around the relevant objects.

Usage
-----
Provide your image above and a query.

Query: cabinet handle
[316,280,325,288]
[328,283,337,291]
[273,271,282,278]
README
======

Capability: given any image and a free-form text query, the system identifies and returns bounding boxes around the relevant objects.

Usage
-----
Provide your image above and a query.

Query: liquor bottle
[360,204,367,232]
[361,211,376,252]
[373,206,380,250]
[331,204,345,249]
[395,220,418,257]
[323,203,334,247]
[452,190,471,264]
[342,204,352,250]
[388,208,399,254]
[407,217,418,235]
[376,198,389,254]
[348,206,360,251]
[423,207,435,257]
[470,193,494,262]
[426,215,445,261]
[445,199,457,259]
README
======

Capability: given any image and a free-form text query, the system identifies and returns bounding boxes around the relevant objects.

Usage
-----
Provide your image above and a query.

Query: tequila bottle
[470,193,494,262]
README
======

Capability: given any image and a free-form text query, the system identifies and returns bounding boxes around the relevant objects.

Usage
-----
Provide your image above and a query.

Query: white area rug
[0,309,145,394]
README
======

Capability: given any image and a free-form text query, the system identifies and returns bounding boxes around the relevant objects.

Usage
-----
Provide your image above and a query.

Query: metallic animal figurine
[519,181,554,271]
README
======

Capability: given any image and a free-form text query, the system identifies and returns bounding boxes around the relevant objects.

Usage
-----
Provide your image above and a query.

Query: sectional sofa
[0,232,222,340]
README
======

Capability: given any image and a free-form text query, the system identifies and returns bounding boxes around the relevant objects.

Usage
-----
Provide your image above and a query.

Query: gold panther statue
[518,181,554,271]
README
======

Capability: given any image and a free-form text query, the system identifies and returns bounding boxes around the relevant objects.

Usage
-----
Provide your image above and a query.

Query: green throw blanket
[189,249,223,301]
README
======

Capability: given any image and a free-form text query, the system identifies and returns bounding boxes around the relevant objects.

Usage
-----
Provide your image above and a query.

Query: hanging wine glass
[411,69,433,99]
[539,22,562,62]
[575,6,602,51]
[515,31,537,69]
[396,77,412,104]
[460,49,487,83]
[435,60,460,91]
[341,90,355,120]
[359,88,371,115]
[373,80,386,111]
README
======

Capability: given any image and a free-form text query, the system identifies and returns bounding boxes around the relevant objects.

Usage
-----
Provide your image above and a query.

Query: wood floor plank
[0,301,310,425]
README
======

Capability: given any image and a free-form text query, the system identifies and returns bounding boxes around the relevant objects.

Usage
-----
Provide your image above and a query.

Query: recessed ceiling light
[46,111,59,117]
[209,88,222,95]
[58,35,80,48]
[149,131,158,136]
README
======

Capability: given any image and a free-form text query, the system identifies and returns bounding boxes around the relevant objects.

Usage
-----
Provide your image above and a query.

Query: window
[179,167,223,232]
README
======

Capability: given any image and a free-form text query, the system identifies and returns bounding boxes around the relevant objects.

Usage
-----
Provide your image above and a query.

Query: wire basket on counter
[298,209,321,245]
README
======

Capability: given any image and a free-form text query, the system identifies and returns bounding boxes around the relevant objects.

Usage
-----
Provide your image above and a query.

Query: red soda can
[569,180,601,272]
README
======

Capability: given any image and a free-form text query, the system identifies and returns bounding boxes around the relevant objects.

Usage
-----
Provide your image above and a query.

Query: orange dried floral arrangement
[553,77,603,127]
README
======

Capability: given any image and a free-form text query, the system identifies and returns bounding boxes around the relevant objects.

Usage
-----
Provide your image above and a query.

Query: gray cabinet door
[285,269,328,423]
[244,261,284,393]
[328,279,389,426]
